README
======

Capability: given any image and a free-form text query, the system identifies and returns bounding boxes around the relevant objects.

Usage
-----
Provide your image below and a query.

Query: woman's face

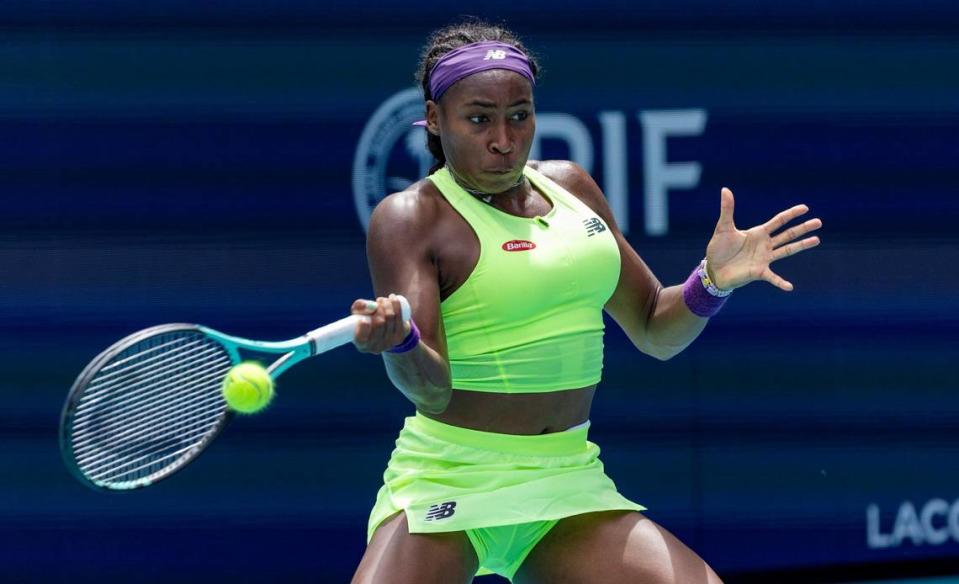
[427,69,535,193]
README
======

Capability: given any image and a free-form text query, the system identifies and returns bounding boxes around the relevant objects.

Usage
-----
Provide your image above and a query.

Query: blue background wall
[2,2,958,582]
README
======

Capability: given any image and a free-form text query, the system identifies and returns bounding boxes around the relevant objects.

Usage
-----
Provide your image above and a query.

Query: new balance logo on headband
[425,501,457,521]
[583,217,607,237]
[484,50,507,60]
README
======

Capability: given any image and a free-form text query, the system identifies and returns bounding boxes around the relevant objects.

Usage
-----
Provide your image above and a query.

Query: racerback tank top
[428,164,621,393]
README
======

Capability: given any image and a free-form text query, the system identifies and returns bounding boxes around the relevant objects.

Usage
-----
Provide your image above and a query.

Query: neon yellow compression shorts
[367,413,645,580]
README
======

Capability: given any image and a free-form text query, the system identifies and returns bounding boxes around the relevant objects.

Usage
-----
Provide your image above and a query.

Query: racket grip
[306,295,412,355]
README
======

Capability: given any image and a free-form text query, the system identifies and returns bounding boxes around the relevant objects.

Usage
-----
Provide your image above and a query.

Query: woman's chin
[480,172,523,193]
[451,164,523,194]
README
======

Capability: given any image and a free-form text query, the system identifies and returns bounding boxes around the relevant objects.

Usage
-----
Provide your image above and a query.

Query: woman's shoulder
[369,176,447,234]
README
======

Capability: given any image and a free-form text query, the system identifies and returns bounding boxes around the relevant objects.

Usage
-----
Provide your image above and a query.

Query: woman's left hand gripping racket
[60,296,411,492]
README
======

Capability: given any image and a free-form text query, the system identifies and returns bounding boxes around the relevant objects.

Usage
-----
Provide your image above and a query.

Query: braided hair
[415,19,540,175]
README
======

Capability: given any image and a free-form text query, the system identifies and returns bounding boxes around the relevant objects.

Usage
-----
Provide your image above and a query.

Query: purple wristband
[682,264,729,318]
[388,320,420,353]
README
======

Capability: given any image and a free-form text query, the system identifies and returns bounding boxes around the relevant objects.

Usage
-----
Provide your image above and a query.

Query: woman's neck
[446,164,527,204]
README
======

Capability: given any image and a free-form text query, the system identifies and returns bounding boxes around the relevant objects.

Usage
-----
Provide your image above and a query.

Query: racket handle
[306,295,412,355]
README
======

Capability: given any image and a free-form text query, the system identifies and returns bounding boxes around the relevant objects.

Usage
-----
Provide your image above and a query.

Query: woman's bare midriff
[421,385,597,435]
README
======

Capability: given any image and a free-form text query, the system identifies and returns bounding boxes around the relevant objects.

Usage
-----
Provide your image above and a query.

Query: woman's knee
[352,512,478,584]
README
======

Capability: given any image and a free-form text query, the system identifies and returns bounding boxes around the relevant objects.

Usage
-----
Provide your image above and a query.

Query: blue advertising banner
[1,3,957,581]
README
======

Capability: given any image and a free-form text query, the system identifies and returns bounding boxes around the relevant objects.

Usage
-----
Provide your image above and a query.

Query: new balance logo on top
[483,50,507,60]
[583,217,607,237]
[425,501,457,521]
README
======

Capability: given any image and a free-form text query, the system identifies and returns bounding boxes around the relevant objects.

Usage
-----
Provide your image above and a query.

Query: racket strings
[74,343,216,415]
[71,345,226,438]
[71,376,225,456]
[70,340,225,440]
[73,347,230,485]
[68,330,232,489]
[82,413,223,481]
[72,391,225,462]
[81,337,207,393]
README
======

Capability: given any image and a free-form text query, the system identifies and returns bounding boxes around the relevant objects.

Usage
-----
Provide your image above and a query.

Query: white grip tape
[397,295,412,321]
[305,295,411,355]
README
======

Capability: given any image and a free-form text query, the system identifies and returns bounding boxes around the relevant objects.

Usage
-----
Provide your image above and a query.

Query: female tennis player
[350,20,821,584]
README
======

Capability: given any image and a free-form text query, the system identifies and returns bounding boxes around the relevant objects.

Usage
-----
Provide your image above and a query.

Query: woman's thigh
[352,511,479,584]
[514,511,723,584]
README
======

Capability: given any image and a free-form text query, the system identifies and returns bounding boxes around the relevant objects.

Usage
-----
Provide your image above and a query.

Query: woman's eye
[468,112,529,124]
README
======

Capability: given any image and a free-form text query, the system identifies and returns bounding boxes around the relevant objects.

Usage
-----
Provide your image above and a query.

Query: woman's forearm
[382,342,453,414]
[643,284,710,360]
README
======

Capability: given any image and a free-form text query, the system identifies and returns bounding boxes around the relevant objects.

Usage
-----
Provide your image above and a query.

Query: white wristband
[698,259,733,298]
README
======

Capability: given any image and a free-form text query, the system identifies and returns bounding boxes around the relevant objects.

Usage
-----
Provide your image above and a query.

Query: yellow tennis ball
[221,362,274,414]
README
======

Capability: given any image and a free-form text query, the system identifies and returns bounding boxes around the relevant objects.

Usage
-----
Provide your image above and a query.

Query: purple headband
[413,41,535,127]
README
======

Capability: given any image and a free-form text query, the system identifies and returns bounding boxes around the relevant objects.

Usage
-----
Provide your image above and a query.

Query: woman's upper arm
[366,190,448,360]
[539,161,662,348]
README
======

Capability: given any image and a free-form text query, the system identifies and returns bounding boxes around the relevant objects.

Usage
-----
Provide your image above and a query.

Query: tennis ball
[221,362,274,414]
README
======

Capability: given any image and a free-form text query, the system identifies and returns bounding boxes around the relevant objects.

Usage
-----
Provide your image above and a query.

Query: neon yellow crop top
[428,165,622,393]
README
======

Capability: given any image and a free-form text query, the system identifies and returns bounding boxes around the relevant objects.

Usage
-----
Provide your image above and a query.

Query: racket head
[60,324,238,492]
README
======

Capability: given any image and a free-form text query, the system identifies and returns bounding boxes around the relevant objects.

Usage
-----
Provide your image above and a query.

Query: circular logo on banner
[352,87,433,232]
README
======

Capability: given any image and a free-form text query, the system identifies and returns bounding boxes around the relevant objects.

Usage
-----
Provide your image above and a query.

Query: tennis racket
[60,296,411,492]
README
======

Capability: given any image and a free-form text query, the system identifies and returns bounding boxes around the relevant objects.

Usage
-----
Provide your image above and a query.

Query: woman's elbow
[641,342,687,362]
[415,384,453,414]
[647,348,675,362]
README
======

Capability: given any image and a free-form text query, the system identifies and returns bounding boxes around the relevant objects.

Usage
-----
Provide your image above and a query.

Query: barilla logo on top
[502,240,536,252]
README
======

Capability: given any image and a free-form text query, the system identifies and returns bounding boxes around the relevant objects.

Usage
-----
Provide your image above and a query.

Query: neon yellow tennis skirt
[367,413,645,579]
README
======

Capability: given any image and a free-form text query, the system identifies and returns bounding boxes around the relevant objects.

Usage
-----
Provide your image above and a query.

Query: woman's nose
[489,121,513,154]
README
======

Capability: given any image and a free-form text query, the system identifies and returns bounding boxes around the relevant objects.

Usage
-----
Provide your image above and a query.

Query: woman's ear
[426,100,440,136]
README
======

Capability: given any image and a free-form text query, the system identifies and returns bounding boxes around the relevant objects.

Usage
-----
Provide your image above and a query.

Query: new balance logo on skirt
[425,501,457,521]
